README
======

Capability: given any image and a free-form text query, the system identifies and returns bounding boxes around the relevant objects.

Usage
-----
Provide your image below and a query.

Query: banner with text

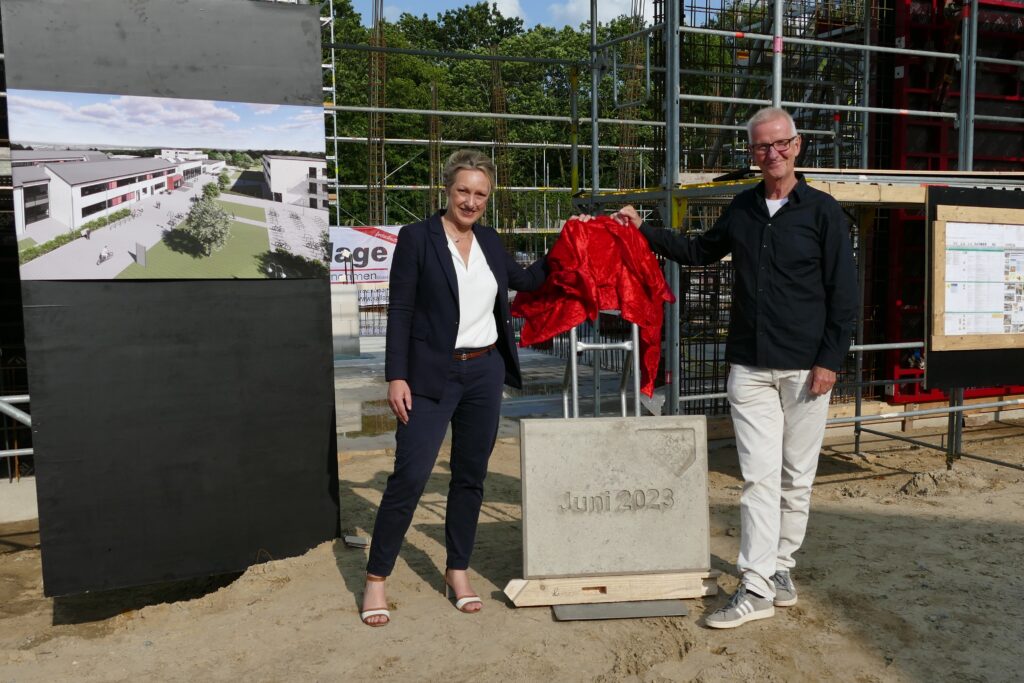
[328,226,403,284]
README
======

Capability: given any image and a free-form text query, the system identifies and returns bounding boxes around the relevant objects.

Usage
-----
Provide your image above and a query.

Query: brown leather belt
[453,343,496,361]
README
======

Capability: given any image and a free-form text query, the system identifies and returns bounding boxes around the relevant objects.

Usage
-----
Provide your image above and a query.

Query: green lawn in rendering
[116,221,270,279]
[17,237,37,252]
[214,199,266,223]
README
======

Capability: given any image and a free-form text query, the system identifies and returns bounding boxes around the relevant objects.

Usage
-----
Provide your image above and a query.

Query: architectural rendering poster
[10,91,328,280]
[328,226,404,284]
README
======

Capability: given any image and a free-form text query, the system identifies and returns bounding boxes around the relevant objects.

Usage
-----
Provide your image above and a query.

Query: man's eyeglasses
[750,135,799,155]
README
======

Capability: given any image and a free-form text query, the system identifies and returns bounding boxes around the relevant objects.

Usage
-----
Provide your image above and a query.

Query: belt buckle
[457,351,469,361]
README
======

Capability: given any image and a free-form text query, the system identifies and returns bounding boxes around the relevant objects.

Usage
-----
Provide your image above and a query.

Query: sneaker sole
[705,606,775,629]
[774,596,798,607]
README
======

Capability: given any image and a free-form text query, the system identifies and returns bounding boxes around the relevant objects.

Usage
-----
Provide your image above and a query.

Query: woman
[360,150,548,627]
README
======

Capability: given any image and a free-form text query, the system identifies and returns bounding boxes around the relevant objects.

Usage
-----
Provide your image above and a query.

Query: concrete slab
[0,477,39,524]
[520,416,710,578]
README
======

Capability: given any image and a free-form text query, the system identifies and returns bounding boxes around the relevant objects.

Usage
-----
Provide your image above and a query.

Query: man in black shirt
[618,107,858,628]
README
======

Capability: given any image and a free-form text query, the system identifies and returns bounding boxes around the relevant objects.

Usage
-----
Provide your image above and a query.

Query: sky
[350,0,655,30]
[7,90,326,153]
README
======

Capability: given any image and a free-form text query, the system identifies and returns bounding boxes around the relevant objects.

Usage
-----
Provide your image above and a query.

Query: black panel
[22,279,339,596]
[926,187,1024,390]
[0,0,322,106]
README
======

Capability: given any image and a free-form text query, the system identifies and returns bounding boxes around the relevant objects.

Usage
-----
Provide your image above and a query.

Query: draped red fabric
[510,216,675,397]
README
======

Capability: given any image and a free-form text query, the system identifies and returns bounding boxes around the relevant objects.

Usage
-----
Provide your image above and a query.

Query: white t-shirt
[765,196,789,217]
[447,235,499,349]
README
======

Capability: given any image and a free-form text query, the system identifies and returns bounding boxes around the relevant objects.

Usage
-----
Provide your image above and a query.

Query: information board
[931,204,1024,351]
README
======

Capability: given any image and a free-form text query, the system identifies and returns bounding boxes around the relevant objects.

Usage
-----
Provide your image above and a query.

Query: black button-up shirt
[640,176,858,371]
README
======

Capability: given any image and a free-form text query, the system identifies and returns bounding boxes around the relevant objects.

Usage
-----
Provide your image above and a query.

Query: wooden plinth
[503,570,719,607]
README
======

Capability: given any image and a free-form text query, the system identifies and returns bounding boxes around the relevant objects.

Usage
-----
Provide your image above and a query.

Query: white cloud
[92,96,242,132]
[248,103,280,115]
[546,0,652,27]
[9,90,323,152]
[290,110,324,123]
[495,0,528,22]
[78,103,120,120]
[9,94,75,115]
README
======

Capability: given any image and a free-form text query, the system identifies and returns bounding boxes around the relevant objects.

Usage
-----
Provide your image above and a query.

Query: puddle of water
[343,399,396,438]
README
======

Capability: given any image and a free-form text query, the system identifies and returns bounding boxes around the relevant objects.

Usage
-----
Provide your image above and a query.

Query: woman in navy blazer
[360,150,548,627]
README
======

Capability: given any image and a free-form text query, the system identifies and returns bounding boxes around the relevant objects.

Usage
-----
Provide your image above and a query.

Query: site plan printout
[944,222,1024,335]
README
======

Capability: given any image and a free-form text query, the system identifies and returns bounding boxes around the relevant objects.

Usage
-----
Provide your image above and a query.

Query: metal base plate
[552,600,689,621]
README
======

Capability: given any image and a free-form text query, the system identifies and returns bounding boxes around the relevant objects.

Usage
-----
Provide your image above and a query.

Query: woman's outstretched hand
[388,379,412,424]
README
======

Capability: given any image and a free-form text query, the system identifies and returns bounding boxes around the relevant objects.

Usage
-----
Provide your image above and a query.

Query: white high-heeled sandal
[444,574,483,613]
[361,575,390,627]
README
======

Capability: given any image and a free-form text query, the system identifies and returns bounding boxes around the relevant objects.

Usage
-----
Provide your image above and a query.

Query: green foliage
[218,171,231,189]
[183,198,232,256]
[18,208,132,264]
[229,152,256,169]
[329,1,662,224]
[202,182,221,199]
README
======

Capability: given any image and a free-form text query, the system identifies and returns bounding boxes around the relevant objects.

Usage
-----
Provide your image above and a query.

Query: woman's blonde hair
[442,149,496,191]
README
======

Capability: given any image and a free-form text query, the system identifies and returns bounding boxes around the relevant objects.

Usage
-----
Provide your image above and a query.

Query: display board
[1,0,340,596]
[926,187,1024,389]
[931,206,1024,351]
[5,0,327,281]
[22,280,339,597]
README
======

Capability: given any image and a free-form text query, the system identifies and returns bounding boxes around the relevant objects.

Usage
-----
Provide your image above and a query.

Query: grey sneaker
[705,585,775,629]
[771,570,798,607]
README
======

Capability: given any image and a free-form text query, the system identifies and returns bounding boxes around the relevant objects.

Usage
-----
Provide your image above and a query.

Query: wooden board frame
[930,204,1024,352]
[503,570,719,607]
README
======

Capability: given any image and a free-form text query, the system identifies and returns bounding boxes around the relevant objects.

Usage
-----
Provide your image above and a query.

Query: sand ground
[2,420,1023,682]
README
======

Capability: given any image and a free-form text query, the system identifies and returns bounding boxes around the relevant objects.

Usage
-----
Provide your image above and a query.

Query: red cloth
[511,216,675,397]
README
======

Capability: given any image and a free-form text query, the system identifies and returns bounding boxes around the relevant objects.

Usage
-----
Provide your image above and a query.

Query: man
[618,107,858,628]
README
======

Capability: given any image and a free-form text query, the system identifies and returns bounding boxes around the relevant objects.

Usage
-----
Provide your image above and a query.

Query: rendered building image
[13,152,180,235]
[262,155,329,209]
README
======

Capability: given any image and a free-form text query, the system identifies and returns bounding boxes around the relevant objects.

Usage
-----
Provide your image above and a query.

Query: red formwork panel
[883,0,1024,402]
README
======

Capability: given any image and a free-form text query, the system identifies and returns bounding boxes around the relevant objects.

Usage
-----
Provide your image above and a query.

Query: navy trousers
[366,348,505,577]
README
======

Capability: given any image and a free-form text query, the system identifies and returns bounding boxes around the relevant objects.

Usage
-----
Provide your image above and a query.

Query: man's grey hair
[442,149,496,190]
[746,107,798,142]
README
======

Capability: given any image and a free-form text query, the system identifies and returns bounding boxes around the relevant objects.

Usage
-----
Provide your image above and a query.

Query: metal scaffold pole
[860,0,871,168]
[772,0,784,107]
[590,0,601,203]
[665,0,681,415]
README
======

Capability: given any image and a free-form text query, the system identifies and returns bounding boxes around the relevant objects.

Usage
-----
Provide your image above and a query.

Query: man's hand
[387,379,413,424]
[808,366,836,396]
[613,205,642,228]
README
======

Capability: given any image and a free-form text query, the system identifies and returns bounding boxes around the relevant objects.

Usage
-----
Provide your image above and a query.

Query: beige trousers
[727,364,831,599]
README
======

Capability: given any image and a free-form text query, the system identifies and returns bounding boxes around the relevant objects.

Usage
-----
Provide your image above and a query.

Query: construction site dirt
[2,416,1023,682]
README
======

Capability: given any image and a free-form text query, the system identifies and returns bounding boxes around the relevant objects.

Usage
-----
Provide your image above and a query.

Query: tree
[218,171,231,190]
[183,198,231,256]
[202,182,221,199]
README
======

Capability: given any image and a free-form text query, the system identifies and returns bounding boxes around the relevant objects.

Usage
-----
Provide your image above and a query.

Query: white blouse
[447,234,499,349]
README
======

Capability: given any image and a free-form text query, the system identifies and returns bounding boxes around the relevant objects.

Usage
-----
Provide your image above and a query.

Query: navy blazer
[384,211,549,400]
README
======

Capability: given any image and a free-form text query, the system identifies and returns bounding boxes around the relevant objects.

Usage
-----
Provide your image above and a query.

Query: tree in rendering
[202,182,221,199]
[218,170,231,190]
[184,198,231,256]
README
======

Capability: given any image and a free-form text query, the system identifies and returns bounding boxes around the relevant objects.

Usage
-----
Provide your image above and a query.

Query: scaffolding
[322,0,1024,442]
[367,0,387,225]
[490,47,515,235]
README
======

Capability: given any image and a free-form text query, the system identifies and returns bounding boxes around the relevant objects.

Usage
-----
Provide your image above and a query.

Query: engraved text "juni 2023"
[559,489,675,513]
